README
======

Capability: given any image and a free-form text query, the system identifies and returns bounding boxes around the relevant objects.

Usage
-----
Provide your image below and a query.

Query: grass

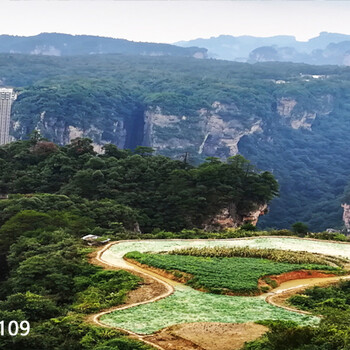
[125,251,338,294]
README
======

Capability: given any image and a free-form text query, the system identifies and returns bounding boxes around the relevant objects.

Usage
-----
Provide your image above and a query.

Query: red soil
[268,270,336,285]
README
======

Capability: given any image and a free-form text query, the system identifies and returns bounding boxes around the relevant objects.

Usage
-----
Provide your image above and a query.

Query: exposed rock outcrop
[12,110,128,153]
[277,98,297,117]
[143,107,190,151]
[198,102,262,157]
[10,95,334,161]
[342,203,350,233]
[204,203,268,231]
[277,95,333,130]
[277,98,317,130]
[144,102,263,159]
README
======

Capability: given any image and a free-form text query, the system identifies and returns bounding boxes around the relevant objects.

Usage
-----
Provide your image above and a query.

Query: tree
[292,222,309,236]
[102,144,129,159]
[0,211,52,254]
[134,146,155,157]
[66,138,96,157]
[0,292,59,321]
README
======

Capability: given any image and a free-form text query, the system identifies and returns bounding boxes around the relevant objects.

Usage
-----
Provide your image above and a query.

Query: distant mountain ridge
[0,32,207,58]
[176,32,350,65]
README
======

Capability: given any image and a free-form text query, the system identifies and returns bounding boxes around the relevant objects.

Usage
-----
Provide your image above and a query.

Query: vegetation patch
[244,281,350,349]
[288,280,350,312]
[0,206,149,350]
[101,286,318,334]
[169,246,347,267]
[125,251,339,294]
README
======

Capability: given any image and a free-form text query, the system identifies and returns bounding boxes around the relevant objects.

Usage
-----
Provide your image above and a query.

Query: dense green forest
[0,201,153,350]
[1,53,350,230]
[0,137,278,232]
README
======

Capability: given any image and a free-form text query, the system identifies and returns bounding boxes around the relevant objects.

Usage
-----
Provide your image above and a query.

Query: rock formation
[204,203,268,231]
[277,95,333,130]
[342,203,350,233]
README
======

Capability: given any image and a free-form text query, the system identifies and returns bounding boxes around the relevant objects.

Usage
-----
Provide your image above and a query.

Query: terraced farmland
[99,237,350,334]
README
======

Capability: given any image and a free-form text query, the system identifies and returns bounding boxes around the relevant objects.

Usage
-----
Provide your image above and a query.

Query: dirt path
[266,275,350,314]
[88,239,350,350]
[88,242,174,350]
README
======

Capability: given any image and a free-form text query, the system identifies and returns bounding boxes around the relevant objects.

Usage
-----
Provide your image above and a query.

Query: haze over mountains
[176,32,350,65]
[0,32,207,58]
[3,32,350,65]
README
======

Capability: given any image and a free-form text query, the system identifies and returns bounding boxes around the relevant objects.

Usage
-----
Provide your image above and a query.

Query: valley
[1,26,350,350]
[1,54,350,231]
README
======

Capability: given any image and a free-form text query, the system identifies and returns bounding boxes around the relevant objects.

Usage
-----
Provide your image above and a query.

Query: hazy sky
[1,1,350,43]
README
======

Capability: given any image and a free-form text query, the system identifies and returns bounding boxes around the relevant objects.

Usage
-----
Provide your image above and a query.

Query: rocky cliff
[342,203,350,233]
[204,203,268,231]
[143,102,263,159]
[141,95,332,159]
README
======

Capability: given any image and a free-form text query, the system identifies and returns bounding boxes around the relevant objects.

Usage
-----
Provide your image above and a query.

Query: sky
[1,1,350,43]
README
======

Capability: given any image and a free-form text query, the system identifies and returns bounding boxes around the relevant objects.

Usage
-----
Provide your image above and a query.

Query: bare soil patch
[268,270,336,285]
[144,322,268,350]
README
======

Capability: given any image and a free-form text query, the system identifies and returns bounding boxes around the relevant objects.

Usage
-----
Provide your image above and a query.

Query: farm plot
[100,238,350,334]
[125,251,337,294]
[100,286,317,334]
[106,238,350,262]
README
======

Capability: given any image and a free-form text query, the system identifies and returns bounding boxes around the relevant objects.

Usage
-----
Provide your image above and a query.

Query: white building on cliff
[0,88,17,145]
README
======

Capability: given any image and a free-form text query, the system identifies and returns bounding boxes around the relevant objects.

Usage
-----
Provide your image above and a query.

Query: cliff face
[11,93,334,158]
[13,111,127,153]
[142,96,333,160]
[204,203,268,231]
[143,102,263,159]
[342,203,350,233]
[276,95,333,130]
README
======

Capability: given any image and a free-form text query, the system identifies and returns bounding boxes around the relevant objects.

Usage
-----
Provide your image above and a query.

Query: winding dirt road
[88,239,350,350]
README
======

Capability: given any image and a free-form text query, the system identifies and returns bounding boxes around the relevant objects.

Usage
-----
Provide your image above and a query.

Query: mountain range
[3,32,350,65]
[0,32,207,58]
[176,32,350,65]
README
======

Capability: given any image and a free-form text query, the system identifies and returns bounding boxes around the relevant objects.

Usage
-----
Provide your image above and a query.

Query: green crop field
[100,286,318,334]
[126,251,337,294]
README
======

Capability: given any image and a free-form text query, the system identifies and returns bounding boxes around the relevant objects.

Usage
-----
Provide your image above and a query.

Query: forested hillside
[0,138,278,232]
[1,53,350,230]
